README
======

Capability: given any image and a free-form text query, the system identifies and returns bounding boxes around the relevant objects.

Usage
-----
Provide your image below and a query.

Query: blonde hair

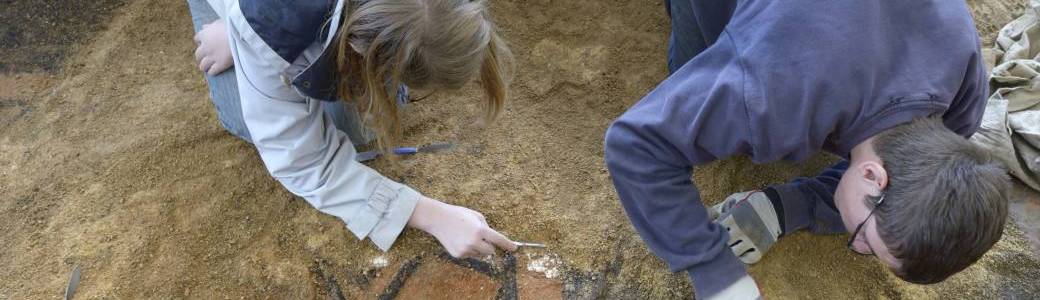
[336,0,512,154]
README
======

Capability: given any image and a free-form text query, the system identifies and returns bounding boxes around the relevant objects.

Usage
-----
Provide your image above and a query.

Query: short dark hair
[872,117,1010,284]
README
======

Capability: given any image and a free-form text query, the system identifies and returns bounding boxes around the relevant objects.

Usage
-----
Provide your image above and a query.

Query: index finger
[481,228,518,252]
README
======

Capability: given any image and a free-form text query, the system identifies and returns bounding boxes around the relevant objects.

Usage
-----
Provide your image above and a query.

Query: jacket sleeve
[604,32,756,299]
[225,2,419,251]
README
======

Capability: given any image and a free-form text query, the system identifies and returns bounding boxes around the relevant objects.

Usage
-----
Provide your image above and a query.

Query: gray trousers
[187,0,372,145]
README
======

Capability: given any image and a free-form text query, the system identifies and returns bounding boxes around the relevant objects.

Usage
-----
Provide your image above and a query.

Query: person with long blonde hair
[188,0,516,258]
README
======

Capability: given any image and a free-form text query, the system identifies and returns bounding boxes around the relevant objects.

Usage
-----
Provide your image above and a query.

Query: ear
[860,161,889,191]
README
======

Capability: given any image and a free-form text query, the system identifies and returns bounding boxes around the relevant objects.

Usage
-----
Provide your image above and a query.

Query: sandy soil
[1,0,1038,299]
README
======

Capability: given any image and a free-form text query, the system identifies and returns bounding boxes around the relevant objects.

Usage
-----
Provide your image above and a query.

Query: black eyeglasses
[847,194,885,256]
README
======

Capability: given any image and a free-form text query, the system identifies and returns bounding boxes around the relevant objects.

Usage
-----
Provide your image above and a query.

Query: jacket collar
[292,0,345,101]
[240,0,344,101]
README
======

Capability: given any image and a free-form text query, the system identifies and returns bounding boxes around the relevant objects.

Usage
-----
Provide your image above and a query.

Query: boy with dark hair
[603,0,1011,299]
[869,118,1009,283]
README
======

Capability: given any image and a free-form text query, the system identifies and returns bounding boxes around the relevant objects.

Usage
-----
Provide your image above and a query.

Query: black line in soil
[563,238,629,299]
[311,259,346,300]
[377,255,423,300]
[351,267,378,287]
[591,239,627,298]
[495,253,518,300]
[439,252,498,277]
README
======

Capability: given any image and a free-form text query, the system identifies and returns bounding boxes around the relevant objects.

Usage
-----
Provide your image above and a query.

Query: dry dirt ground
[2,0,1039,299]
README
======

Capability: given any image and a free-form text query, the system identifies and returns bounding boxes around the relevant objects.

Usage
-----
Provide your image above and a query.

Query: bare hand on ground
[193,20,233,76]
[408,196,518,258]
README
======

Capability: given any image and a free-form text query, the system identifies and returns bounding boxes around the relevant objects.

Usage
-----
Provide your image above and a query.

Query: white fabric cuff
[346,181,421,251]
[707,275,761,300]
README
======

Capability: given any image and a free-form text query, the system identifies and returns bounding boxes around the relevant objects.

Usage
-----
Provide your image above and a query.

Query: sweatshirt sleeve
[604,32,756,299]
[225,2,419,251]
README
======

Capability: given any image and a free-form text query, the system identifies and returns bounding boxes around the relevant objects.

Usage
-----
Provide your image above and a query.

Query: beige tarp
[973,0,1040,191]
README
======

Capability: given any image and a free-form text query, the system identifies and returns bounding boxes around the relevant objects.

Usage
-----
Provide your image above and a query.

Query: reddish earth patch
[361,259,407,298]
[517,270,563,300]
[396,259,501,300]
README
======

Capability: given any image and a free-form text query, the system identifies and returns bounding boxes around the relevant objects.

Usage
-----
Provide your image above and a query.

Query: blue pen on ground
[356,142,455,162]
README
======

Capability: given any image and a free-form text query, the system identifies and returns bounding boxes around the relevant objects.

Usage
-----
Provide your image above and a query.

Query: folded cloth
[972,0,1040,191]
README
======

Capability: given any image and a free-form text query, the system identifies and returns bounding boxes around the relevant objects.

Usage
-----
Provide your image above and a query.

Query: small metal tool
[64,265,81,300]
[514,241,546,248]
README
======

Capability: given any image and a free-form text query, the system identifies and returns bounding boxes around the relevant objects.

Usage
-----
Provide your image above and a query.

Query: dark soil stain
[1,0,127,73]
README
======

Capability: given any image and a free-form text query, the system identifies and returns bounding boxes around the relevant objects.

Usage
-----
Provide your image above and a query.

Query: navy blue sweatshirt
[604,0,987,297]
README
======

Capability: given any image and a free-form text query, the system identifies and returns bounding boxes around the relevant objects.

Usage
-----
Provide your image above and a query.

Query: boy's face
[835,161,903,271]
